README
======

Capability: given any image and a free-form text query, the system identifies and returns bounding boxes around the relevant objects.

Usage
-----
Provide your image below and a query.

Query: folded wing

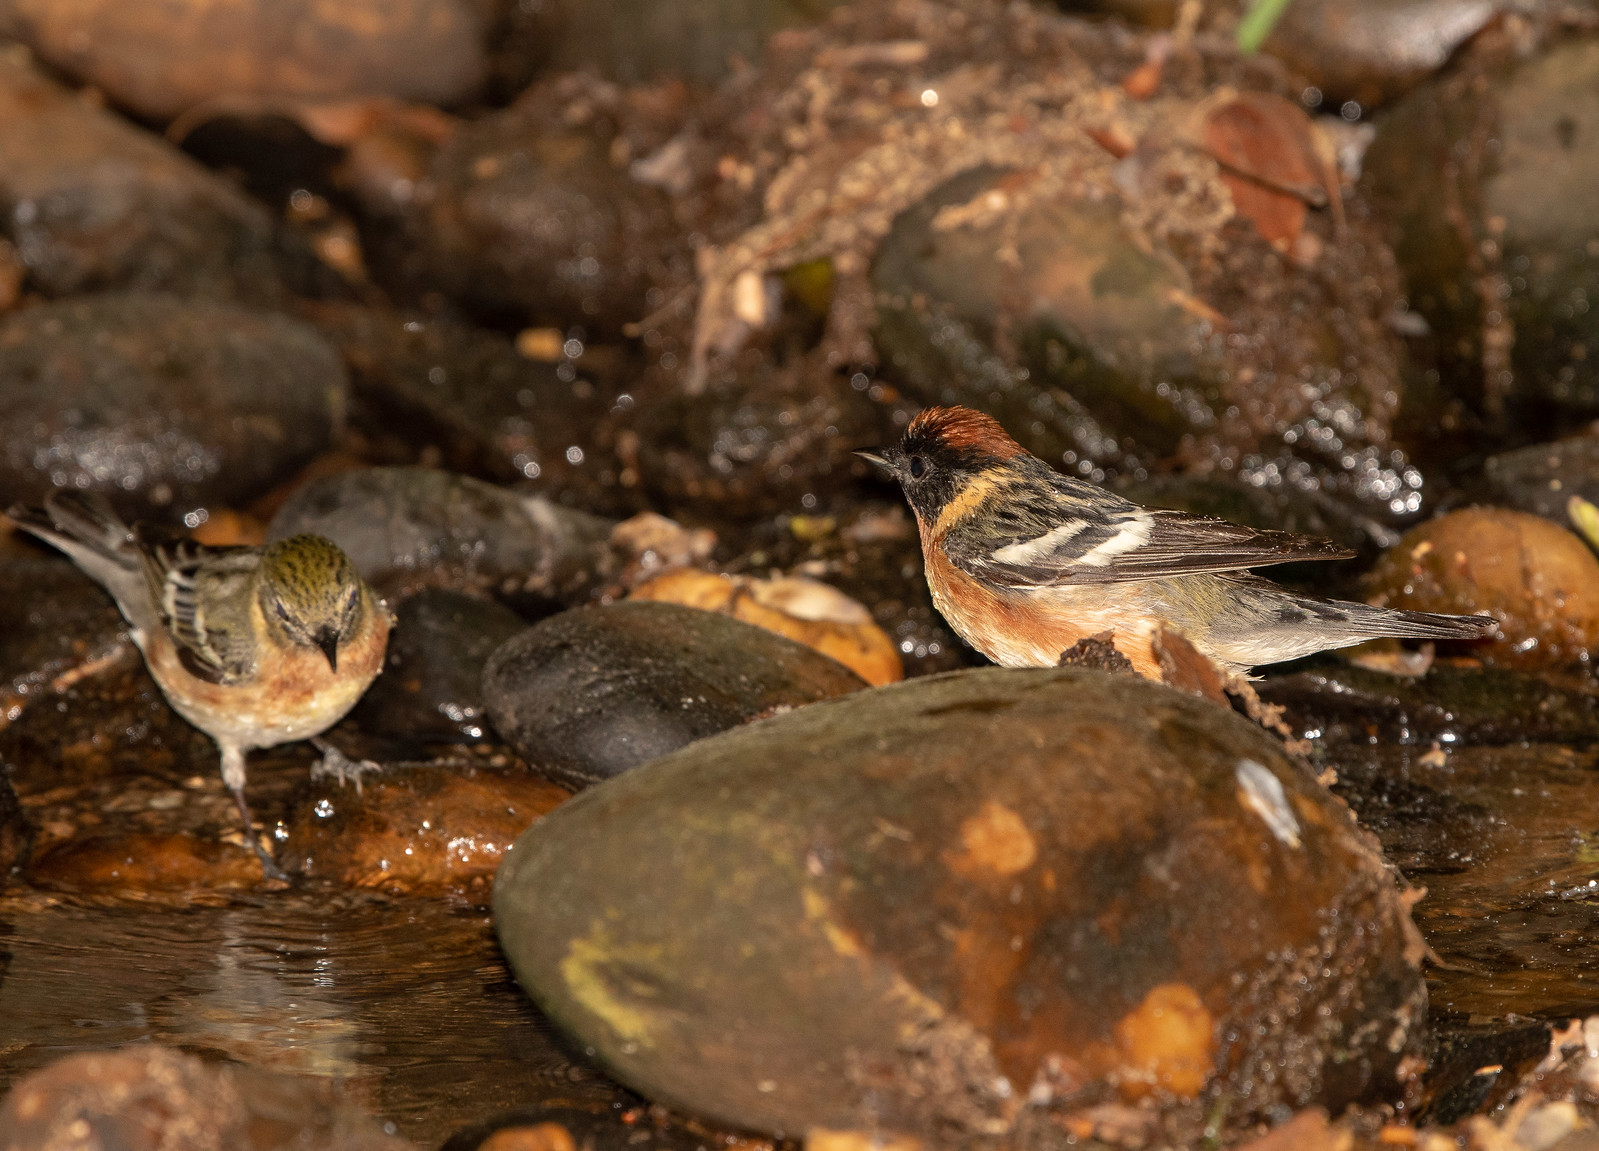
[137,528,261,684]
[942,476,1352,587]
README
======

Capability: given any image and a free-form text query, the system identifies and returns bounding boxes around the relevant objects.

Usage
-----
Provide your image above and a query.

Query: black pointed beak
[854,448,893,470]
[317,629,340,672]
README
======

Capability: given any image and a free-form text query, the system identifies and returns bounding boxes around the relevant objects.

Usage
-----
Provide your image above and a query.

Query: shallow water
[0,893,630,1145]
[7,703,1599,1144]
[1334,742,1599,1022]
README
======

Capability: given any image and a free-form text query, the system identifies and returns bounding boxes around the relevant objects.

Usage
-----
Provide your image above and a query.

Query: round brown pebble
[477,1124,577,1151]
[1365,507,1599,669]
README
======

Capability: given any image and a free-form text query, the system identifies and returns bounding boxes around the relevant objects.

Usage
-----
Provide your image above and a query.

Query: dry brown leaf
[1200,91,1331,251]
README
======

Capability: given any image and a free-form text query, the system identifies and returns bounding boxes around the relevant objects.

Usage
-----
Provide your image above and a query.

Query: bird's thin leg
[221,744,288,882]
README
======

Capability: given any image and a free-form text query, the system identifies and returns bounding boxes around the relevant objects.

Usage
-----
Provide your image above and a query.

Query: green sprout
[1236,0,1293,53]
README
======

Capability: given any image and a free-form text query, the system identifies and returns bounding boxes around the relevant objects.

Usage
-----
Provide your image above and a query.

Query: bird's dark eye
[908,455,926,478]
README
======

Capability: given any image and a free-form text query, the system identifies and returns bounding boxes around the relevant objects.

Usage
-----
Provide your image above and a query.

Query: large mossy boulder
[496,667,1426,1144]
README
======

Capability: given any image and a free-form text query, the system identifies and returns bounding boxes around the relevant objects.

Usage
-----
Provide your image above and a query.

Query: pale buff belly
[136,614,389,752]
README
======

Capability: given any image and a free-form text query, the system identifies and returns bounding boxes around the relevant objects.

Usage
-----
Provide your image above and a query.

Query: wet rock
[671,3,1424,548]
[0,644,214,795]
[0,50,317,304]
[630,568,902,685]
[636,359,892,521]
[267,468,619,609]
[2,697,331,898]
[0,293,344,515]
[496,667,1426,1141]
[873,167,1195,464]
[1483,435,1599,522]
[1424,1022,1554,1125]
[1258,662,1599,749]
[1365,507,1599,669]
[421,84,683,332]
[0,0,486,121]
[26,831,264,894]
[1365,36,1599,425]
[1259,0,1499,110]
[0,1045,416,1151]
[0,547,127,723]
[1068,0,1496,107]
[282,763,568,895]
[542,0,840,85]
[483,601,868,788]
[310,306,634,514]
[351,589,529,743]
[0,684,342,893]
[872,159,1417,550]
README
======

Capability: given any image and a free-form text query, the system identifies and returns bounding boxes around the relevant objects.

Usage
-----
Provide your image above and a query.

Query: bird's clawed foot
[311,737,385,794]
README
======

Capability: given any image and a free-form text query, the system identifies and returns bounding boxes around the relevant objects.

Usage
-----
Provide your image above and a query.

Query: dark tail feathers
[7,490,137,566]
[1282,589,1497,642]
[1377,606,1498,641]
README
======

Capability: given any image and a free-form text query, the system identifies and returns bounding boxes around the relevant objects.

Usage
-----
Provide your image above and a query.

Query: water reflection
[153,907,376,1080]
[0,894,625,1143]
[1334,743,1599,1021]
